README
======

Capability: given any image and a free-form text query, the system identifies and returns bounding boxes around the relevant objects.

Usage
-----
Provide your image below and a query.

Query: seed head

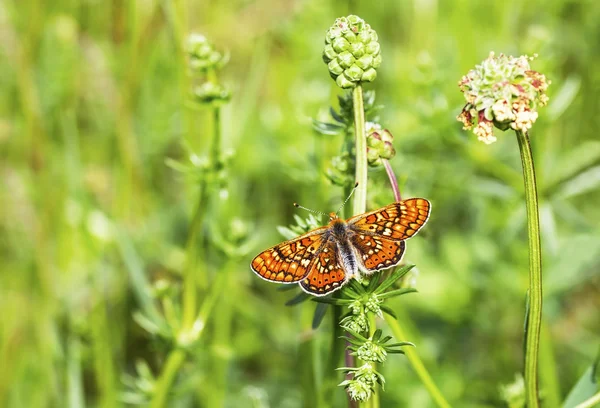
[457,52,550,142]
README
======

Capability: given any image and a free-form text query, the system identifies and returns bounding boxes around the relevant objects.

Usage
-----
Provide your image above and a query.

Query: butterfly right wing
[251,227,328,283]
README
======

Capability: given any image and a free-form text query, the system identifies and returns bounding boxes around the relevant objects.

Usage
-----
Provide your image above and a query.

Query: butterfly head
[328,212,339,222]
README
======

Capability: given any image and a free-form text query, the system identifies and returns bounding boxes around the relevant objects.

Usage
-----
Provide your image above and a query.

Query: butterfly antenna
[336,182,359,215]
[293,202,329,218]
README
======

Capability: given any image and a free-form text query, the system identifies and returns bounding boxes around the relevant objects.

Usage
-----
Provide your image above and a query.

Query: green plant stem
[149,350,186,408]
[516,130,543,408]
[574,392,600,408]
[149,254,229,408]
[384,315,451,408]
[368,313,379,408]
[352,84,367,214]
[351,83,369,408]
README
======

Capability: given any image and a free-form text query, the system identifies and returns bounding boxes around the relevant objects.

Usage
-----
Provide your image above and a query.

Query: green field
[1,1,599,407]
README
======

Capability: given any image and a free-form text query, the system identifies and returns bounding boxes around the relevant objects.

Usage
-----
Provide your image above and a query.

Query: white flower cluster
[457,52,550,143]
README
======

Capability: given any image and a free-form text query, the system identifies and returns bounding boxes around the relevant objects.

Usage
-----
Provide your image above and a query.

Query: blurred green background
[1,0,599,407]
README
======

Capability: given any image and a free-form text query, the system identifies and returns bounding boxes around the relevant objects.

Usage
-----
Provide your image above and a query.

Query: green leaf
[344,328,369,342]
[340,336,365,346]
[547,75,581,120]
[374,265,415,294]
[312,119,345,135]
[366,274,381,292]
[285,291,310,306]
[372,329,382,341]
[311,296,353,306]
[347,279,367,295]
[312,303,329,329]
[562,365,599,408]
[556,166,600,199]
[276,225,298,240]
[387,341,415,348]
[378,287,418,300]
[329,107,345,124]
[380,305,398,319]
[546,141,600,191]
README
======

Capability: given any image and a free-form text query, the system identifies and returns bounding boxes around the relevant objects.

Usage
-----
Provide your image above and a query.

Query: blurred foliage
[1,0,599,407]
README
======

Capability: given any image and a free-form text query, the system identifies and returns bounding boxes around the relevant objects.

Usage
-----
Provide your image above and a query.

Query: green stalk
[150,106,220,407]
[384,315,451,408]
[351,83,377,408]
[149,350,186,408]
[516,130,543,408]
[352,84,367,214]
[368,313,379,408]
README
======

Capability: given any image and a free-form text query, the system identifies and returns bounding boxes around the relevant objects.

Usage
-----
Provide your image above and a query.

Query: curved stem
[516,130,543,408]
[352,84,367,215]
[383,159,401,202]
[384,315,451,408]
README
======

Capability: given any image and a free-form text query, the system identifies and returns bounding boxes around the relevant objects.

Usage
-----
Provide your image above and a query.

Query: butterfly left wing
[347,198,431,240]
[251,227,328,283]
[300,238,347,296]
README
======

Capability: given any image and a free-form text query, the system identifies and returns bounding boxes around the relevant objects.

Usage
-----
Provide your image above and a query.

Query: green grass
[1,0,600,407]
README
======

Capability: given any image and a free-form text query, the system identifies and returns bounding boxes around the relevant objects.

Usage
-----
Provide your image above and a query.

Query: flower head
[339,363,385,401]
[323,15,381,89]
[457,52,550,143]
[186,33,228,72]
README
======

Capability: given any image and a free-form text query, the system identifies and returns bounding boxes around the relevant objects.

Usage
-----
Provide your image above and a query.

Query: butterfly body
[251,198,431,296]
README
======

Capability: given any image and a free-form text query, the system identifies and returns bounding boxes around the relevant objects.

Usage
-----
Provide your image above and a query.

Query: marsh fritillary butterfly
[251,198,431,296]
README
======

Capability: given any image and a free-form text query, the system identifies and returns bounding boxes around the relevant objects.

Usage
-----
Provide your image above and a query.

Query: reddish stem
[383,159,401,202]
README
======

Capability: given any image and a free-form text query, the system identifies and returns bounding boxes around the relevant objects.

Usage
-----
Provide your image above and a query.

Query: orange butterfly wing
[300,238,346,296]
[350,235,406,272]
[348,198,431,240]
[250,227,328,283]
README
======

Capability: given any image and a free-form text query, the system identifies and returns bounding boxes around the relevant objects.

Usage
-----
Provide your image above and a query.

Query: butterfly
[250,198,431,296]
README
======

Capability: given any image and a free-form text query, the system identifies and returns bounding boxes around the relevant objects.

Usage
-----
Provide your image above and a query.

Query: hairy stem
[516,130,542,408]
[351,83,369,407]
[352,85,367,214]
[384,315,451,408]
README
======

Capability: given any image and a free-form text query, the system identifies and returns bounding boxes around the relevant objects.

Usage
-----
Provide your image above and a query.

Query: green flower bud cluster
[186,33,228,72]
[356,340,387,363]
[339,363,385,402]
[340,310,369,333]
[364,293,383,317]
[366,123,395,166]
[186,33,230,106]
[193,82,231,105]
[323,15,382,89]
[457,52,550,144]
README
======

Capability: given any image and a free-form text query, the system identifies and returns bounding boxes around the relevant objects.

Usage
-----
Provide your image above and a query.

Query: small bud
[193,82,231,105]
[366,127,396,167]
[186,33,228,73]
[345,65,364,82]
